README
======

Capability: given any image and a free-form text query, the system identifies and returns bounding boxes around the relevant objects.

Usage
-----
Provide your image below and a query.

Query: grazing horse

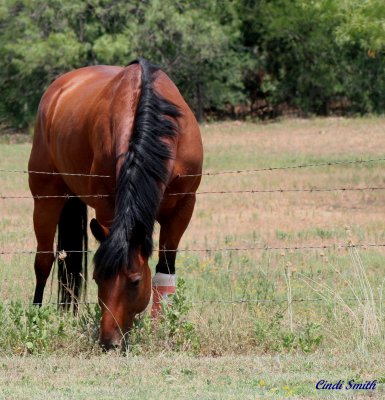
[28,59,203,349]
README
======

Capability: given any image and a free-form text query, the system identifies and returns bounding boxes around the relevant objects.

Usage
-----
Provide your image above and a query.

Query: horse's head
[91,218,152,350]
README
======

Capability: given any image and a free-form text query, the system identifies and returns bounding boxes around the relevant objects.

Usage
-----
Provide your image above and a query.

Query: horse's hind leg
[32,197,66,305]
[152,195,196,317]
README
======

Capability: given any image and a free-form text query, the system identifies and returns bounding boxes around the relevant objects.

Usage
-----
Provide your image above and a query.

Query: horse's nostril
[99,335,121,351]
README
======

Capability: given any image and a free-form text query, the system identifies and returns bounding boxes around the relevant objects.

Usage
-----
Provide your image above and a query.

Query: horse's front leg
[152,195,196,317]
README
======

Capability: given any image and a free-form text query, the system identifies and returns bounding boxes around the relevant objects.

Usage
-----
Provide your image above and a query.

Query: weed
[275,230,293,241]
[130,278,200,354]
[2,302,67,354]
[298,322,323,353]
[158,278,200,353]
[254,311,323,353]
[77,303,101,343]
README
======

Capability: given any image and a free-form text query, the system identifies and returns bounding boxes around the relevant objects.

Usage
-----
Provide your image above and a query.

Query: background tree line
[1,0,385,130]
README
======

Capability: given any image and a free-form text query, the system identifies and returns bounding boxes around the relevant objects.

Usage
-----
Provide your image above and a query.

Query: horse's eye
[131,278,141,287]
[125,271,142,287]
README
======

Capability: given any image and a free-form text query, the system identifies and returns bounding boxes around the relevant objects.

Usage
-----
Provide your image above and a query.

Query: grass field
[1,117,385,398]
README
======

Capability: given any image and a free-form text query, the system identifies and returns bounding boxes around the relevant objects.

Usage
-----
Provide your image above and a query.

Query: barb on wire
[179,157,385,178]
[1,242,385,256]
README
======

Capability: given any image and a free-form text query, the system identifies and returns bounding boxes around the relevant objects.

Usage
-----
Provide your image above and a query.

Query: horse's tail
[94,58,180,279]
[57,197,88,312]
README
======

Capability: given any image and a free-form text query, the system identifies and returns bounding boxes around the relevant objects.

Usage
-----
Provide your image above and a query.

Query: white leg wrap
[152,272,176,287]
[151,273,176,318]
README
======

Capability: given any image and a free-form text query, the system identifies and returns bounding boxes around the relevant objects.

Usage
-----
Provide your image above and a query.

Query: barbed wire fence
[1,156,385,308]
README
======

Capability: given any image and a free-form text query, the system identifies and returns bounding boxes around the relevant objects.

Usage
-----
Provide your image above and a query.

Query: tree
[334,0,385,113]
[2,0,385,130]
[0,0,245,128]
[238,0,385,116]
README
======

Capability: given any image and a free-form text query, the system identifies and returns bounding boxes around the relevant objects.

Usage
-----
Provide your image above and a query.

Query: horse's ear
[90,218,108,242]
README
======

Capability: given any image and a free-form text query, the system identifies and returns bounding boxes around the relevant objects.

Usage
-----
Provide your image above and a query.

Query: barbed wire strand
[168,186,385,197]
[0,194,111,199]
[0,169,111,178]
[2,185,385,200]
[1,156,385,179]
[0,296,377,306]
[180,157,385,177]
[0,243,384,256]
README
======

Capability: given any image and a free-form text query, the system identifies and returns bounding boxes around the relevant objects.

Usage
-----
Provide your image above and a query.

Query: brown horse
[28,59,203,349]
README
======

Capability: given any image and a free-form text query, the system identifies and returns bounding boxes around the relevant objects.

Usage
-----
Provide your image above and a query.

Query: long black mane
[94,59,180,279]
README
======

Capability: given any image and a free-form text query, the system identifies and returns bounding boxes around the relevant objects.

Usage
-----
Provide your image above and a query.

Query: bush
[1,0,385,130]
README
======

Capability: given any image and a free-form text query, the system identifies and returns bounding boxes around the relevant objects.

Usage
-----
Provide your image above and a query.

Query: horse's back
[35,65,123,144]
[40,65,123,107]
[37,66,122,123]
[33,66,121,145]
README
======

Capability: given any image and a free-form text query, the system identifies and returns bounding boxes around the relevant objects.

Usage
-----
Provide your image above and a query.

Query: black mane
[93,58,180,279]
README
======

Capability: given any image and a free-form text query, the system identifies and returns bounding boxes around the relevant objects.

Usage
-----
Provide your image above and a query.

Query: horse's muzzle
[99,339,121,352]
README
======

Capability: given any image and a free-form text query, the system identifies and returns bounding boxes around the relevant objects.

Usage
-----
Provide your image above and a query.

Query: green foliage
[130,278,200,354]
[298,322,323,353]
[77,303,102,345]
[0,301,103,355]
[0,0,244,128]
[254,311,323,354]
[239,0,385,116]
[1,301,66,354]
[335,0,385,51]
[130,1,245,120]
[1,0,385,129]
[159,278,198,347]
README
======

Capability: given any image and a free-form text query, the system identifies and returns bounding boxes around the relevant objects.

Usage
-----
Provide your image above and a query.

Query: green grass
[1,118,385,397]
